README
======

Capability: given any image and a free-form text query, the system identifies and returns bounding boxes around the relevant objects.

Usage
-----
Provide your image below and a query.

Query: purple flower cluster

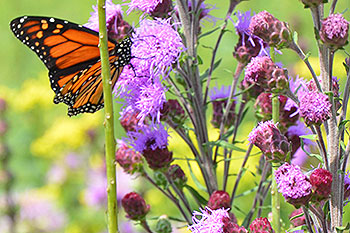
[320,13,349,49]
[188,207,230,233]
[115,18,184,125]
[127,123,169,152]
[275,163,312,207]
[299,90,331,126]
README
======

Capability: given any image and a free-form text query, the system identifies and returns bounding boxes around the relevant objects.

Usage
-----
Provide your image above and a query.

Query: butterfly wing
[10,16,129,116]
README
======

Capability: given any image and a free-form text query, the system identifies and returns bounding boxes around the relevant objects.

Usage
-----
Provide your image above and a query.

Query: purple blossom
[132,18,184,72]
[320,13,349,48]
[127,123,169,152]
[127,0,163,14]
[235,11,252,35]
[299,90,331,125]
[209,85,231,101]
[344,171,350,203]
[188,207,230,233]
[275,163,312,206]
[287,120,313,145]
[248,120,277,145]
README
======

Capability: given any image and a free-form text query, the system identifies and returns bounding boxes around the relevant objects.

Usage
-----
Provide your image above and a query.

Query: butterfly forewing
[10,16,130,116]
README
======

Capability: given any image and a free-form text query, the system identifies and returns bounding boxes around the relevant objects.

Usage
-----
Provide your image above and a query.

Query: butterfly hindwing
[10,16,131,116]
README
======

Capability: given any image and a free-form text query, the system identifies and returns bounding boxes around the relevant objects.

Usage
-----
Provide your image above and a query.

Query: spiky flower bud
[122,192,150,221]
[244,56,289,93]
[160,99,186,127]
[155,215,172,233]
[249,217,274,233]
[249,11,292,48]
[116,142,144,174]
[248,121,290,162]
[289,208,305,227]
[320,14,349,49]
[275,163,312,207]
[310,168,332,199]
[299,90,331,126]
[143,148,173,170]
[168,164,187,188]
[207,190,231,210]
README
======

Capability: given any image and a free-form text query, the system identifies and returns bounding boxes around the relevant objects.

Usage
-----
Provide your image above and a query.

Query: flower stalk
[271,94,281,233]
[98,0,118,232]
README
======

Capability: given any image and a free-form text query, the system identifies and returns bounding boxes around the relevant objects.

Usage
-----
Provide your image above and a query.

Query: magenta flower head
[320,13,349,49]
[244,56,289,93]
[209,85,235,129]
[128,124,172,170]
[188,207,231,233]
[248,121,290,162]
[309,168,332,199]
[207,190,231,211]
[127,0,172,18]
[249,11,292,49]
[122,192,150,221]
[275,163,312,207]
[116,141,144,174]
[249,217,273,233]
[289,208,305,227]
[233,11,267,64]
[132,18,184,73]
[299,90,331,126]
[120,110,144,132]
[300,0,327,8]
[85,0,131,41]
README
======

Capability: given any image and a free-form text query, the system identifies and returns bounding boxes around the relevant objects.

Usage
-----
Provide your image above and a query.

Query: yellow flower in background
[31,113,102,158]
[13,73,53,112]
[293,54,347,79]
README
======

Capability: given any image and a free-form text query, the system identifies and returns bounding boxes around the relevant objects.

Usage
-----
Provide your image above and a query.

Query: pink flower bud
[207,190,231,210]
[310,168,332,198]
[320,14,349,49]
[122,192,150,221]
[249,217,274,233]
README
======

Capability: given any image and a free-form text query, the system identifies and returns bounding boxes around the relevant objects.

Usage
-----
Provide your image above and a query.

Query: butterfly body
[10,16,132,116]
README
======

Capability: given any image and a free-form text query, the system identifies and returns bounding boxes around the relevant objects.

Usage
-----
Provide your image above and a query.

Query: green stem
[271,95,281,233]
[98,0,118,232]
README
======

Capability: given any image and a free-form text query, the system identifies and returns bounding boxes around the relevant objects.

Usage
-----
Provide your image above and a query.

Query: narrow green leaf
[300,134,317,140]
[198,27,220,40]
[184,185,208,205]
[186,159,207,191]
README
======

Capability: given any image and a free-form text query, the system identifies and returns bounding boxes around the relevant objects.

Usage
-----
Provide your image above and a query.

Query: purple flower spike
[320,13,349,49]
[188,207,230,233]
[275,163,312,207]
[299,91,331,126]
[132,18,184,73]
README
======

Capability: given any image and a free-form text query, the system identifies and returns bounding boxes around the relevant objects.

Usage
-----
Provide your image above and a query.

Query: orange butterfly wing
[10,16,131,116]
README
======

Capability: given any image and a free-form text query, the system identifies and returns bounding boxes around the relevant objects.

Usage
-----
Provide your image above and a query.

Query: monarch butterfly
[10,16,132,116]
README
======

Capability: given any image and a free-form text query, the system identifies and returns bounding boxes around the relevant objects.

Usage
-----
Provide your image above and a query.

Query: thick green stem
[271,95,281,233]
[98,0,118,232]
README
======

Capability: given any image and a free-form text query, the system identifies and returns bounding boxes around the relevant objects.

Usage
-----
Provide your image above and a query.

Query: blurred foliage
[0,0,350,232]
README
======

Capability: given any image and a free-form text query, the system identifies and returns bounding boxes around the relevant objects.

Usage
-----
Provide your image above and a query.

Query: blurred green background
[0,0,349,232]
